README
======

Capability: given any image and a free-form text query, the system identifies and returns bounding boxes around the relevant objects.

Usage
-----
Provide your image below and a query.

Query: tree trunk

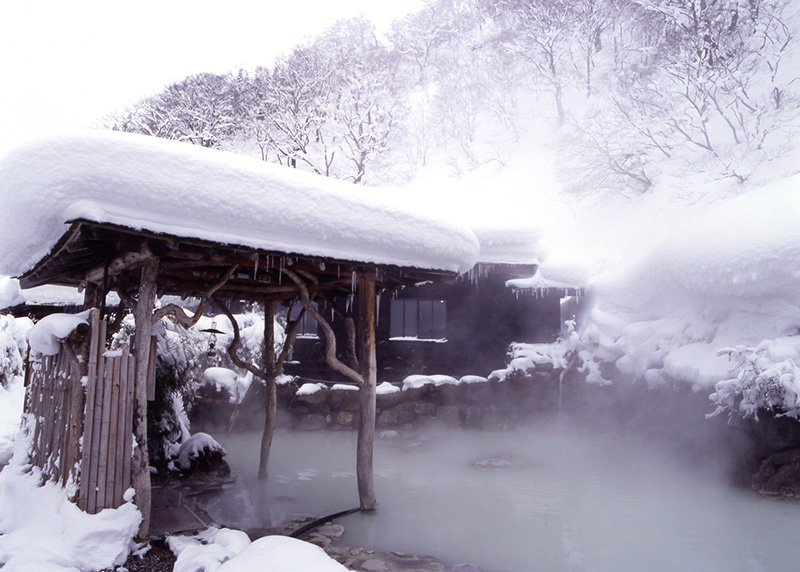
[356,275,377,511]
[132,258,158,541]
[258,301,277,480]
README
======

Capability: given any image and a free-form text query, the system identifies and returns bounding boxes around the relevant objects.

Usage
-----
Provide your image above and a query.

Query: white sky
[0,0,423,159]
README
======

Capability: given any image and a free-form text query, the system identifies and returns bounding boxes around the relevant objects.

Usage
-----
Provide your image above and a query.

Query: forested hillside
[108,0,799,201]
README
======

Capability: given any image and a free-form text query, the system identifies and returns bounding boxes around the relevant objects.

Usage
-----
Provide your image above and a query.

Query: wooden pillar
[132,258,158,541]
[82,281,103,311]
[258,300,277,480]
[357,274,377,511]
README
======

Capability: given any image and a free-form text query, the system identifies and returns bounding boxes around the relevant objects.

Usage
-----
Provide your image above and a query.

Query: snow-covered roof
[0,130,480,279]
[471,225,542,265]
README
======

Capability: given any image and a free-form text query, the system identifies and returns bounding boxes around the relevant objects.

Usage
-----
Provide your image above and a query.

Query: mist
[193,372,790,572]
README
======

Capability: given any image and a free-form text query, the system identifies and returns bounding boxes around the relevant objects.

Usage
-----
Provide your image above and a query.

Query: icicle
[337,265,341,279]
[320,261,326,271]
[375,291,381,326]
[253,253,259,280]
[351,271,356,293]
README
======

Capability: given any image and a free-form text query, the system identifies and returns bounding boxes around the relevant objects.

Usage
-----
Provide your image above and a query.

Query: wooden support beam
[85,243,153,284]
[132,257,158,542]
[357,274,377,511]
[258,301,277,480]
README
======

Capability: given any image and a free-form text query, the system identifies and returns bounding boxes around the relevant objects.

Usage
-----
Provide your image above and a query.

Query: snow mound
[26,309,91,356]
[177,432,225,470]
[402,374,459,390]
[169,527,350,572]
[0,130,480,278]
[376,381,401,395]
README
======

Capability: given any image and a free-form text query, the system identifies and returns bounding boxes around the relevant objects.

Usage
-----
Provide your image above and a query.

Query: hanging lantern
[200,319,225,357]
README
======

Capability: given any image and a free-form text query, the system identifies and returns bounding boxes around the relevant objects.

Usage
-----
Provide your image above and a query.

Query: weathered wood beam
[356,274,377,511]
[85,243,154,284]
[283,268,363,385]
[132,258,158,542]
[151,265,238,327]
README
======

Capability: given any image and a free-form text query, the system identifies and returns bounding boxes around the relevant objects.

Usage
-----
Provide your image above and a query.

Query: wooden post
[357,274,377,511]
[132,258,158,541]
[258,300,277,480]
[82,282,103,311]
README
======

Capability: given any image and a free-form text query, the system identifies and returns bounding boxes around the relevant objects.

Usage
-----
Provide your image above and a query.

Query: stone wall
[283,368,564,432]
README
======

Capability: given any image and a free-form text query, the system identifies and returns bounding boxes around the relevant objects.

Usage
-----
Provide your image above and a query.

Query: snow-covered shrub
[0,315,31,388]
[712,338,800,420]
[174,432,229,477]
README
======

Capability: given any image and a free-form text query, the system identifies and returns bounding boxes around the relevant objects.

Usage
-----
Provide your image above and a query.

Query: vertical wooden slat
[42,354,61,479]
[79,313,102,511]
[96,351,115,511]
[86,344,107,514]
[113,347,131,507]
[103,355,122,508]
[121,356,135,496]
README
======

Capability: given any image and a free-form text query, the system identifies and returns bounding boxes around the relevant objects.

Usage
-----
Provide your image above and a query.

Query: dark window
[390,299,447,340]
[288,301,318,338]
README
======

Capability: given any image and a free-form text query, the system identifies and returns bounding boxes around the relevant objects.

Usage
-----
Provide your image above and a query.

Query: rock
[379,430,401,440]
[472,454,526,469]
[376,390,405,409]
[754,415,800,452]
[460,406,482,427]
[329,387,361,411]
[335,411,354,427]
[378,403,416,427]
[436,405,460,427]
[296,388,329,406]
[295,413,327,431]
[759,461,800,497]
[361,558,390,571]
[480,412,507,430]
[770,447,800,465]
[414,401,437,417]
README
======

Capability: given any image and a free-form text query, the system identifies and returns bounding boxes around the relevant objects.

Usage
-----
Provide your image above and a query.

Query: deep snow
[0,130,479,278]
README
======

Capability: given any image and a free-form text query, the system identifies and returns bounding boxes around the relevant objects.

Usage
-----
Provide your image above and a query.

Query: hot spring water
[206,426,800,572]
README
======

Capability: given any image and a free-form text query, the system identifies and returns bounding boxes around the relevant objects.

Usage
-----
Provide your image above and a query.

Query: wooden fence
[23,309,137,513]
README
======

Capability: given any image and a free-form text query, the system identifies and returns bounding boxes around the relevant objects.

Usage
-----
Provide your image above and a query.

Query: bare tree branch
[283,268,363,385]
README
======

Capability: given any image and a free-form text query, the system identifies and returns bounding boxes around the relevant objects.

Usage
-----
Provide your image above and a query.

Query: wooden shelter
[1,131,479,540]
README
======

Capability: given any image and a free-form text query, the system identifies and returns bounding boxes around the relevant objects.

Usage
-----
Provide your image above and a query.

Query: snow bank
[26,309,91,356]
[169,527,350,572]
[0,130,479,278]
[0,425,140,572]
[578,173,800,411]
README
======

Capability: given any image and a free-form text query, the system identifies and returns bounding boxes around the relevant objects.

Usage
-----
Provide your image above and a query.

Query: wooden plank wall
[24,309,137,514]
